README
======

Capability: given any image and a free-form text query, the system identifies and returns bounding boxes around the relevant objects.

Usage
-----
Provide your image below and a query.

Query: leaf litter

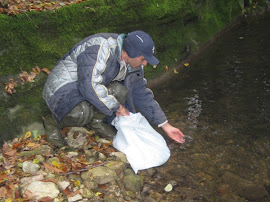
[0,128,121,201]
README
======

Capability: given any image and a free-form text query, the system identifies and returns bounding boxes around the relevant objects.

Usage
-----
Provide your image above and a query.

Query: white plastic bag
[112,112,170,173]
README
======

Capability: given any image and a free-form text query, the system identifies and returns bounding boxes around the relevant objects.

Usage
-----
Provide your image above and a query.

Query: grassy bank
[0,0,248,78]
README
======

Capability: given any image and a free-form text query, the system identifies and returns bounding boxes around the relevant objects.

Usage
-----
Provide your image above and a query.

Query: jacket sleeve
[77,41,120,116]
[132,77,167,126]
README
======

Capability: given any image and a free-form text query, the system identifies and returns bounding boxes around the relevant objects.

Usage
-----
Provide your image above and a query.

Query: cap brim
[144,55,159,66]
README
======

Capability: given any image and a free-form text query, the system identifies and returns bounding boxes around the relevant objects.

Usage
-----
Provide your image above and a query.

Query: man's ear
[121,50,129,61]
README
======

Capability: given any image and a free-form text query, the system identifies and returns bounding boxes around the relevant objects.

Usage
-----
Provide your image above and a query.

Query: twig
[25,13,38,28]
[59,161,109,175]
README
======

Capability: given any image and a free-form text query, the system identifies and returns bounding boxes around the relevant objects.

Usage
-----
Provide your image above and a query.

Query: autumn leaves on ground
[4,66,50,95]
[0,0,88,15]
[0,128,122,201]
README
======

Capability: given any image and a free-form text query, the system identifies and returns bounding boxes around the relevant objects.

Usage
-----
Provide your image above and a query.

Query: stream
[145,13,270,201]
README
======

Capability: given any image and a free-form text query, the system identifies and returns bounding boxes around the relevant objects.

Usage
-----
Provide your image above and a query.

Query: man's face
[127,56,148,69]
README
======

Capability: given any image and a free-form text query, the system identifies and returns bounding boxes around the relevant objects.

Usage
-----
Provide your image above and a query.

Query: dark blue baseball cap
[123,30,159,65]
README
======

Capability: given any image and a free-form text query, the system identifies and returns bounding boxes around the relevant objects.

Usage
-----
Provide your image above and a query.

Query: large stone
[20,175,44,186]
[46,157,60,165]
[105,160,126,173]
[81,170,91,180]
[57,181,70,190]
[83,181,98,190]
[68,194,82,202]
[65,127,89,149]
[22,161,40,174]
[124,173,143,192]
[20,145,52,157]
[110,152,128,163]
[88,166,117,184]
[82,188,95,198]
[21,181,59,200]
[222,172,269,200]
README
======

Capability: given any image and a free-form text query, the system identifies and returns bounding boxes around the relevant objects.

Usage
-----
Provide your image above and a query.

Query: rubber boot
[43,114,65,147]
[107,81,129,105]
[60,101,94,127]
[86,82,128,138]
[44,101,94,147]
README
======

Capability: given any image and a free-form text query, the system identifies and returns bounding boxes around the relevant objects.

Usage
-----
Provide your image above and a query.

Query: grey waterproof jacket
[43,33,167,126]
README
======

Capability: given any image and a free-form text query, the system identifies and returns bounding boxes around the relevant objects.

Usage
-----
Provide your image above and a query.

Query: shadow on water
[145,13,270,201]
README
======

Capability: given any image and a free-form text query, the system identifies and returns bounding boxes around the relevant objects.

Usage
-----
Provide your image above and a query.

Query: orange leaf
[43,163,63,174]
[66,190,81,198]
[32,66,41,74]
[12,143,23,149]
[22,189,35,199]
[0,187,7,198]
[38,196,53,202]
[98,184,108,189]
[0,174,7,181]
[93,145,101,151]
[5,149,17,156]
[41,68,50,75]
[164,65,169,71]
[62,188,72,195]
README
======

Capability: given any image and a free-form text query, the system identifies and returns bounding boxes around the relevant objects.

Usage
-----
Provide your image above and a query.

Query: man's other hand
[161,122,185,143]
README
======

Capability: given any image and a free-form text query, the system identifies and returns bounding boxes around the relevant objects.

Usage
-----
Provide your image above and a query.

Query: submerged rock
[222,172,269,200]
[88,166,117,184]
[123,169,144,192]
[110,152,128,163]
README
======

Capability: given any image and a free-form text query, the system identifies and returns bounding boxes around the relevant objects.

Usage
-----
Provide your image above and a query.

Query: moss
[0,0,243,77]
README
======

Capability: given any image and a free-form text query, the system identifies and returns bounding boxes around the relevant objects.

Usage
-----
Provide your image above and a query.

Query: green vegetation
[0,0,248,77]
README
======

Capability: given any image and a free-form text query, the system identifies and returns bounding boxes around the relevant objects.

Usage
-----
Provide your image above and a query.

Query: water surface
[146,13,270,201]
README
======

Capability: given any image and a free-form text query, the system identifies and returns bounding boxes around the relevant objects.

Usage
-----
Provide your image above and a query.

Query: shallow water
[146,13,270,201]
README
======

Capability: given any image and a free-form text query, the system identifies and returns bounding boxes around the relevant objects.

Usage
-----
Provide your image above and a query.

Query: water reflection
[185,90,202,129]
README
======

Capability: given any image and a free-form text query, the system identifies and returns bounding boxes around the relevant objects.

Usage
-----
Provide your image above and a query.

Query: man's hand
[116,104,130,117]
[161,122,185,143]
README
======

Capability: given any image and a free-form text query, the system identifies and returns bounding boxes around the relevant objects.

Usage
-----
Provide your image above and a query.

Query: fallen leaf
[184,63,189,67]
[164,65,169,71]
[4,79,17,95]
[12,143,23,149]
[38,196,53,202]
[66,190,81,198]
[27,72,37,82]
[0,187,7,198]
[74,180,80,187]
[4,150,17,157]
[26,142,36,148]
[41,68,50,75]
[24,131,31,139]
[32,66,41,74]
[51,161,64,170]
[173,68,179,74]
[8,154,18,164]
[22,189,35,200]
[62,188,72,195]
[43,163,63,174]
